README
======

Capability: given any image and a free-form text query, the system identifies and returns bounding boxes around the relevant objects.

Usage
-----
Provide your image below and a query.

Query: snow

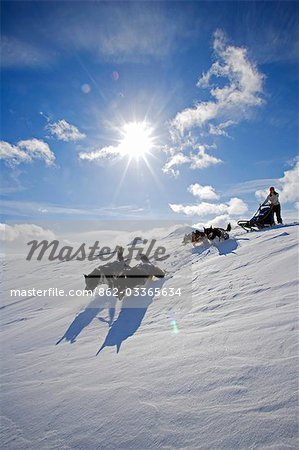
[1,224,298,449]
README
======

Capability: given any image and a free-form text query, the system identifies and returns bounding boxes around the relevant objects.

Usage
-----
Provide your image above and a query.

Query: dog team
[182,223,231,246]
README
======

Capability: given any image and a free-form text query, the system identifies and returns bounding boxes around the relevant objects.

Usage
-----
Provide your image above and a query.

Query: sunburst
[119,121,154,160]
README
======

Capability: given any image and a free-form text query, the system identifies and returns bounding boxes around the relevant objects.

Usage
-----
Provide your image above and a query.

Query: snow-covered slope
[1,224,298,449]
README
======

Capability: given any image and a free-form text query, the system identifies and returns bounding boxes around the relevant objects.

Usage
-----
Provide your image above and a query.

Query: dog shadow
[56,295,117,345]
[213,239,238,256]
[192,239,238,257]
[191,242,211,256]
[97,278,165,355]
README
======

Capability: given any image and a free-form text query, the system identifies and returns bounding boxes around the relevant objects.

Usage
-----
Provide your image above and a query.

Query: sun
[119,121,153,160]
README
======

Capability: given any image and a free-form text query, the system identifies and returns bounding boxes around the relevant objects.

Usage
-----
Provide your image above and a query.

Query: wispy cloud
[171,29,264,136]
[1,4,199,69]
[225,178,278,197]
[0,139,55,167]
[0,200,93,218]
[208,120,236,137]
[79,145,123,164]
[240,5,299,65]
[162,139,221,177]
[56,3,197,64]
[0,186,25,195]
[162,152,190,178]
[0,36,55,68]
[0,199,145,219]
[46,120,86,142]
[0,169,26,196]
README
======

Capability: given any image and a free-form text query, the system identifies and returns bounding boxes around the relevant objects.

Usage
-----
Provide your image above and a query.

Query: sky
[1,0,298,229]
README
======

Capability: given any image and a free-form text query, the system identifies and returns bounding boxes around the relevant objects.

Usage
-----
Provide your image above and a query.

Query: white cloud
[172,102,217,135]
[169,202,226,216]
[172,29,264,136]
[163,30,263,178]
[18,140,55,164]
[190,147,222,169]
[193,214,237,229]
[0,223,56,242]
[0,141,29,165]
[0,139,55,167]
[227,197,248,215]
[169,197,248,217]
[205,214,237,229]
[188,183,219,200]
[279,161,299,203]
[255,189,268,202]
[255,161,299,205]
[46,120,86,142]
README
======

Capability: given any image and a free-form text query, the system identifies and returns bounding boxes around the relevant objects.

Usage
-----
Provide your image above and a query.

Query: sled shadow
[56,295,116,345]
[254,223,298,234]
[270,231,289,238]
[97,278,165,355]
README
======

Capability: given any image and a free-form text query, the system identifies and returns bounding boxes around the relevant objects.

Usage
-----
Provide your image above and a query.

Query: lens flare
[112,71,120,81]
[170,319,180,334]
[81,83,91,94]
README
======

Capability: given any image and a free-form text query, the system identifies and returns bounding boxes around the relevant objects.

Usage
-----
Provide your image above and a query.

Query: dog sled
[238,205,274,232]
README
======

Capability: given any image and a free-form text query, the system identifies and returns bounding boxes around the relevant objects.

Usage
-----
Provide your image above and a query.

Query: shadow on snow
[56,278,165,354]
[56,296,117,345]
[97,278,165,355]
[192,239,238,257]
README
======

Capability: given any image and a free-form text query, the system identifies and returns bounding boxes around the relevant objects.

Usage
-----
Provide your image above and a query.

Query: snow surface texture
[1,224,298,449]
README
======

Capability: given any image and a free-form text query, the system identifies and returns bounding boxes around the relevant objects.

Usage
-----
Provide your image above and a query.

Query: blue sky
[1,1,298,226]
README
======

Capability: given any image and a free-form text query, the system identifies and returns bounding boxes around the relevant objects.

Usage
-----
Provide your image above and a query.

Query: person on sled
[262,186,283,224]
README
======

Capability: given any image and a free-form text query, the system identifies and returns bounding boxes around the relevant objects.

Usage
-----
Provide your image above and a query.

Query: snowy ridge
[1,224,298,449]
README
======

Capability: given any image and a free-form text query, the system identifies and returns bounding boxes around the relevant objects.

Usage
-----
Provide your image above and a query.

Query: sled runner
[238,205,275,231]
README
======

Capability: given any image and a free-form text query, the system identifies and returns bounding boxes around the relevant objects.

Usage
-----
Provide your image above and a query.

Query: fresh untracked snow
[1,224,298,449]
